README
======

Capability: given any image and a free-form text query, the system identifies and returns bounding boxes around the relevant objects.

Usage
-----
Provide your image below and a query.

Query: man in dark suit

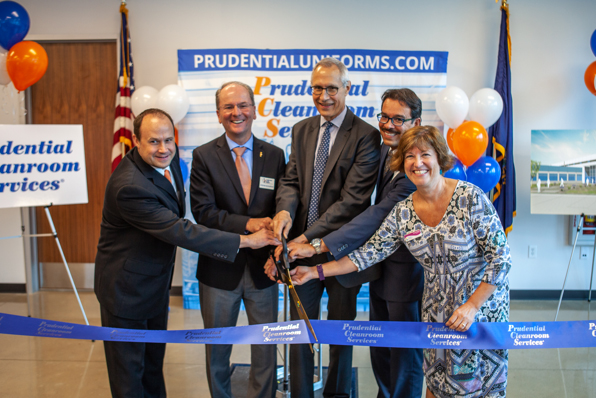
[271,58,381,398]
[94,108,277,398]
[285,89,425,398]
[190,82,286,398]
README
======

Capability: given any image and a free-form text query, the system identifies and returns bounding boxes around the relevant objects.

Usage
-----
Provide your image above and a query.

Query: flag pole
[112,0,135,172]
[120,0,127,162]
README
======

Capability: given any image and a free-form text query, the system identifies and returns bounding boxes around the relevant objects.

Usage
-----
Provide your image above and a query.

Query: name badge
[404,230,421,242]
[259,177,275,190]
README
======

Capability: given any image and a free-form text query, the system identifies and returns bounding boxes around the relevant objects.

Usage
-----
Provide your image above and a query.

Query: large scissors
[272,236,318,349]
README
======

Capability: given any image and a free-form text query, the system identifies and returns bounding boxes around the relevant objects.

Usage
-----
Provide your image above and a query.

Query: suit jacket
[94,147,240,320]
[190,134,286,291]
[276,108,381,268]
[324,144,424,302]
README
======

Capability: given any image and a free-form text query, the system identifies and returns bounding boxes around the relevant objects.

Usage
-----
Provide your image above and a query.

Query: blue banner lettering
[178,49,448,74]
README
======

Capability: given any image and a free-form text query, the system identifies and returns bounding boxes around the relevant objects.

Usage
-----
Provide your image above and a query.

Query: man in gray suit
[272,58,381,398]
[285,89,425,398]
[190,82,286,398]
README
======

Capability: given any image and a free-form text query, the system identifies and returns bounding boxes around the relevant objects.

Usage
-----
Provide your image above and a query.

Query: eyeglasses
[377,113,415,126]
[311,86,339,96]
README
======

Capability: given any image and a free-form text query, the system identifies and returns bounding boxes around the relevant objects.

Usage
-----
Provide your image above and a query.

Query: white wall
[12,0,596,290]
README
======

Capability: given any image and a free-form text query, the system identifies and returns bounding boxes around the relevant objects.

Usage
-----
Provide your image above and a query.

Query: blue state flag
[487,4,516,236]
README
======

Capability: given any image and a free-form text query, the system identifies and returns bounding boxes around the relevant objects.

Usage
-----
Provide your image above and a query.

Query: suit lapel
[321,109,352,187]
[216,134,248,205]
[303,117,319,197]
[170,151,186,214]
[376,144,389,191]
[132,148,180,213]
[249,138,265,206]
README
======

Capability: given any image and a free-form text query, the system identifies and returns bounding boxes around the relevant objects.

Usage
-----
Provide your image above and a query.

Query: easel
[276,285,323,397]
[554,213,596,321]
[0,203,89,325]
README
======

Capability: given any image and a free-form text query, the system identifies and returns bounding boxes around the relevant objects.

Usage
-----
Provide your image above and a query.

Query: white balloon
[435,86,469,129]
[157,84,190,124]
[0,51,11,86]
[469,88,504,128]
[131,86,159,117]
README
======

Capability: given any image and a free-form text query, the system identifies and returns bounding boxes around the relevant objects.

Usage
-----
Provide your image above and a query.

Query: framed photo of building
[531,129,596,215]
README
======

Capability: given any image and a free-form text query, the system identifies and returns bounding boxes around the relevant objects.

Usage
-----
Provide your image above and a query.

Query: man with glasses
[272,58,380,398]
[190,81,286,398]
[285,88,425,398]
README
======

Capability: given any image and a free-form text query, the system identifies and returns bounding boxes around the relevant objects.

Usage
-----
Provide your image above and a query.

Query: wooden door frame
[26,39,117,292]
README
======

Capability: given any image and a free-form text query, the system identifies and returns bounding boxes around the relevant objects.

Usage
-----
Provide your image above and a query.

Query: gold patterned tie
[232,147,251,204]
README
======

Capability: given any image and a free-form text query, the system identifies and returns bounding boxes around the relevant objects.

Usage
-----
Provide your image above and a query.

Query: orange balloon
[446,128,455,153]
[6,41,48,92]
[451,121,488,166]
[585,61,596,96]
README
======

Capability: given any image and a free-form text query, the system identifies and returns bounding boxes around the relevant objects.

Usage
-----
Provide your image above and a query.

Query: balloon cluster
[131,85,190,124]
[584,29,596,96]
[436,86,503,193]
[0,1,47,92]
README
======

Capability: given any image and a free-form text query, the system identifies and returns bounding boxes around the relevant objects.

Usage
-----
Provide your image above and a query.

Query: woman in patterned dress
[291,125,511,398]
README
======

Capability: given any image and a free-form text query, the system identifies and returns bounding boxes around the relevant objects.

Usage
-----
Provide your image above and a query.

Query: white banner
[0,125,88,209]
[177,48,449,309]
[178,49,448,155]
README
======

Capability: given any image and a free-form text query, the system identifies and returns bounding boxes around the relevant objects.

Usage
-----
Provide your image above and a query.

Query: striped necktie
[307,121,332,228]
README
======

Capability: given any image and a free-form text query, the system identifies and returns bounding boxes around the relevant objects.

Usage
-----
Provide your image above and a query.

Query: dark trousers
[199,267,279,398]
[369,289,423,398]
[101,304,168,398]
[290,275,360,398]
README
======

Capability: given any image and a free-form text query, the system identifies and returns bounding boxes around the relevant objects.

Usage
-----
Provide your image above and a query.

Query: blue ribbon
[310,320,596,349]
[1,312,595,349]
[0,313,310,345]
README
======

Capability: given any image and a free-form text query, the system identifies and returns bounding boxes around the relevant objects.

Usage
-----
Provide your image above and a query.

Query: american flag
[111,3,135,172]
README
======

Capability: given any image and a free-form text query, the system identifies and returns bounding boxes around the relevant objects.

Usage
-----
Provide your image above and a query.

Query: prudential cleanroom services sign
[0,125,88,209]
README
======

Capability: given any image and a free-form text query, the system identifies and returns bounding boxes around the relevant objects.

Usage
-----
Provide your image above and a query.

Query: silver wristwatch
[310,238,322,255]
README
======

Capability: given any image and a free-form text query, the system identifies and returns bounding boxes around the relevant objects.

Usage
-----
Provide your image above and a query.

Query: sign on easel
[0,125,88,209]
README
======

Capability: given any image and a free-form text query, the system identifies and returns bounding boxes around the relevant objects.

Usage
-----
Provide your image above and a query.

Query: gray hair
[312,57,350,87]
[215,81,255,109]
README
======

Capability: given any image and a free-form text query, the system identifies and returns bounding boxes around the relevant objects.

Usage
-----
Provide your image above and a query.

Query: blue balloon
[444,158,467,181]
[592,29,596,58]
[179,158,189,184]
[0,1,30,51]
[466,156,501,193]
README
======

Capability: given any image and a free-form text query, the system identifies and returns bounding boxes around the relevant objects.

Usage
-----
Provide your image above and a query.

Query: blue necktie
[307,121,332,228]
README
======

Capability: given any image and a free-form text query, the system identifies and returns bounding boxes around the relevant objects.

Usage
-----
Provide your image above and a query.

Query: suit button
[224,255,228,259]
